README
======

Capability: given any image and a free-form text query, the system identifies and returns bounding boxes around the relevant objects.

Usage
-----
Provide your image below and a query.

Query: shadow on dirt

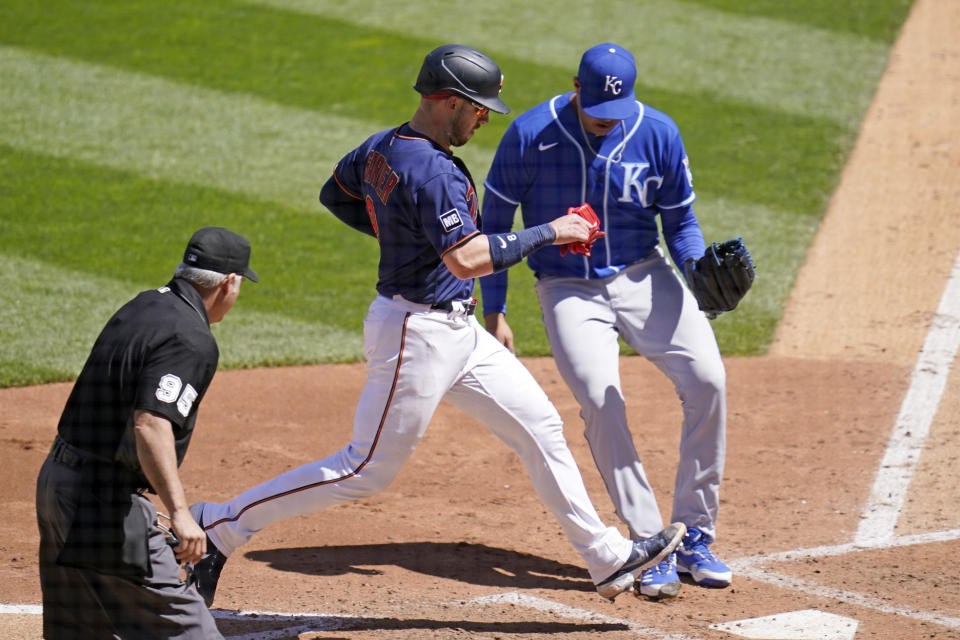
[245,541,596,592]
[213,609,631,636]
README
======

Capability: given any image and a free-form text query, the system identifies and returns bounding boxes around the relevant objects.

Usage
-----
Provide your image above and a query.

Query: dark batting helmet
[414,44,510,114]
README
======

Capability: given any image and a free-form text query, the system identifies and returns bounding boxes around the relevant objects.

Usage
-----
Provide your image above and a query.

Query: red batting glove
[560,204,605,257]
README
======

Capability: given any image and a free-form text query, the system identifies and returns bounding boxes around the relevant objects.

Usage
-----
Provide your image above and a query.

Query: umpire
[36,227,258,639]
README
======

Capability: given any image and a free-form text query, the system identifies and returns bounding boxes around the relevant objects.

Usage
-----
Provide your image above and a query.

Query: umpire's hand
[171,507,208,564]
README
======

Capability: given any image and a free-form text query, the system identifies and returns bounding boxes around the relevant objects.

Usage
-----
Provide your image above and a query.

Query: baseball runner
[480,43,747,598]
[188,44,684,607]
[36,227,257,639]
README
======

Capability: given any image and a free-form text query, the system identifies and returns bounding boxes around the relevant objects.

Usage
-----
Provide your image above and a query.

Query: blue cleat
[676,527,731,587]
[639,552,681,599]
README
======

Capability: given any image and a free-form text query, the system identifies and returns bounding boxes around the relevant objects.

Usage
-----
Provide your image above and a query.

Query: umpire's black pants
[36,450,222,640]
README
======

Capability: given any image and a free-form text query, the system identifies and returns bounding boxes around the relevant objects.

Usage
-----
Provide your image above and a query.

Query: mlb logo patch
[439,208,463,232]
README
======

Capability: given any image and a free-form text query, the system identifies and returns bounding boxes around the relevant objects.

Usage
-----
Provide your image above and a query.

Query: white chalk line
[210,609,355,640]
[728,528,960,630]
[733,527,960,566]
[0,605,41,615]
[733,566,960,630]
[855,248,960,544]
[468,591,701,640]
[0,601,706,639]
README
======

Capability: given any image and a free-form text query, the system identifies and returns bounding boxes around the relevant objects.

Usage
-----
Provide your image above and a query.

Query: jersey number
[156,374,198,418]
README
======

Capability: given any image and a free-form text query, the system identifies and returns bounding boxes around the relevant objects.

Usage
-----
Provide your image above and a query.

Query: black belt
[50,435,106,470]
[430,297,477,315]
[50,436,152,498]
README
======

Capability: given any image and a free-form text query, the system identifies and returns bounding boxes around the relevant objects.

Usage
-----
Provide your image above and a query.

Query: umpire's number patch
[439,208,463,233]
[156,373,198,417]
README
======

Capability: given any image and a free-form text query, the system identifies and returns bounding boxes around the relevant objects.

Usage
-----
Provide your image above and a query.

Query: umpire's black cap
[183,227,259,282]
[414,44,510,114]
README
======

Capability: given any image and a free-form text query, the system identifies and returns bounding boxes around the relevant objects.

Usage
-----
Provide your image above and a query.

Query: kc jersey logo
[618,162,663,208]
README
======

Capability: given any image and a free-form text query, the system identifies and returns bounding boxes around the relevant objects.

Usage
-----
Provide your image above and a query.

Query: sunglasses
[424,91,490,117]
[462,97,489,118]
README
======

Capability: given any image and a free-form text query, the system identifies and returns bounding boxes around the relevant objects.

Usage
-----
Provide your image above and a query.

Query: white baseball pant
[535,249,726,540]
[198,294,633,583]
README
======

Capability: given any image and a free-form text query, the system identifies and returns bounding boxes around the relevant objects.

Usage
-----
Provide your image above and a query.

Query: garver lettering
[364,150,399,205]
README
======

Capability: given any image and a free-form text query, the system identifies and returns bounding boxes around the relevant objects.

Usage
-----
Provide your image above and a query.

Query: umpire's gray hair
[174,263,228,289]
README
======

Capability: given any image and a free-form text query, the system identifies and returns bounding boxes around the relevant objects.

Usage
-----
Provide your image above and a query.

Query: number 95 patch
[156,373,198,417]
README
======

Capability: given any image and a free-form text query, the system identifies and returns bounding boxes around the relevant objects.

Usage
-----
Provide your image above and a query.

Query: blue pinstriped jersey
[480,93,706,315]
[332,123,481,305]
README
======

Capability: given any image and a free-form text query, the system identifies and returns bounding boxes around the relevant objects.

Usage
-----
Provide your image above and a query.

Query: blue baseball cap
[577,43,638,120]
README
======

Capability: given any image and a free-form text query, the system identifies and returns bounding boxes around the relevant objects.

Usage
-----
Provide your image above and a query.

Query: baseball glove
[683,237,756,317]
[560,203,606,257]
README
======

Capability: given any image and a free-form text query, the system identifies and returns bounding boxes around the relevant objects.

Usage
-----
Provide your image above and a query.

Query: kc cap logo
[577,43,638,121]
[604,75,623,95]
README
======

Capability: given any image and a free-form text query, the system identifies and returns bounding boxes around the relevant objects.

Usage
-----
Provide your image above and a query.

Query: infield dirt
[2,0,959,637]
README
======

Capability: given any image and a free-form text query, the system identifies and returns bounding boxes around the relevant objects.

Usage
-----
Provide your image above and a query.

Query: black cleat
[187,502,227,608]
[595,522,686,601]
[189,539,227,608]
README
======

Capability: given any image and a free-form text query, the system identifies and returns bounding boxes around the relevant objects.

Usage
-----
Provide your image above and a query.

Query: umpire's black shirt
[57,277,219,487]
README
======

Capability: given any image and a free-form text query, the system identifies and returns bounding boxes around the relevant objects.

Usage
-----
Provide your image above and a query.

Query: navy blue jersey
[57,278,219,480]
[480,93,706,315]
[329,123,481,304]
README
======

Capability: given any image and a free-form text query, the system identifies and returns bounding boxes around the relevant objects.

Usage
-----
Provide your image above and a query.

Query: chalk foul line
[855,248,960,544]
[727,527,960,630]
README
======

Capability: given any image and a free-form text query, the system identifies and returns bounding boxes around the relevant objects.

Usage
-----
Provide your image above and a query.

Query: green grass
[684,0,913,40]
[0,147,371,385]
[0,0,915,386]
[0,145,382,327]
[0,0,425,125]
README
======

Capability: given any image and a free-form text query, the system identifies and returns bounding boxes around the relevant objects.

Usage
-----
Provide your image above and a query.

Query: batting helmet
[414,44,510,114]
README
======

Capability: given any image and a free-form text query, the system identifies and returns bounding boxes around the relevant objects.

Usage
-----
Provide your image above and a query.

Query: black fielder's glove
[683,237,756,318]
